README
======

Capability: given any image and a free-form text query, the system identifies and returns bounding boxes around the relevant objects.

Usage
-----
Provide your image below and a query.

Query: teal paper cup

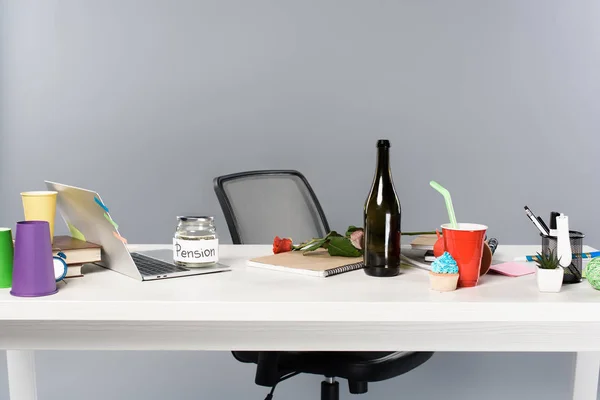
[0,228,14,288]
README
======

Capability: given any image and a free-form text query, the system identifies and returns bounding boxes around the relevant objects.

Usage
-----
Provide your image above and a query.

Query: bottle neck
[376,147,391,179]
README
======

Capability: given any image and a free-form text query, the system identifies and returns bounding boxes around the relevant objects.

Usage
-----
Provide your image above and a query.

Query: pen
[515,251,600,262]
[524,206,549,236]
[536,216,549,235]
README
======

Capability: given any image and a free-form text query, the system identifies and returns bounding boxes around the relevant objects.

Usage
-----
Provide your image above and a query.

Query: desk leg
[6,350,38,400]
[572,352,600,400]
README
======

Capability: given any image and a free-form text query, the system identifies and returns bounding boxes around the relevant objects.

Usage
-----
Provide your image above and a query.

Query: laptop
[44,181,231,281]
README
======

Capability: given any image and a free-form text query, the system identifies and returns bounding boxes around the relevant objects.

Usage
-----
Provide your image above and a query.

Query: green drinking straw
[429,180,458,229]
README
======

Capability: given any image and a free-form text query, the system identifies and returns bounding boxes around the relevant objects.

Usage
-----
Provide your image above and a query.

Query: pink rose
[350,229,364,250]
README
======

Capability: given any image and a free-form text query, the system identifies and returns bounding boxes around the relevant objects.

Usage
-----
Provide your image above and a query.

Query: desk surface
[1,244,599,352]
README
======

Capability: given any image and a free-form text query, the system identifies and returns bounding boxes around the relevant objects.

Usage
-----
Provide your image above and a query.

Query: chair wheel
[348,381,368,394]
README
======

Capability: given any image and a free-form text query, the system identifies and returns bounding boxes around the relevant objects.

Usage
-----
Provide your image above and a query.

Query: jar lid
[177,216,214,222]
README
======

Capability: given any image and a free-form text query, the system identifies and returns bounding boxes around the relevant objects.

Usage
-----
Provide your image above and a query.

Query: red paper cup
[441,223,488,288]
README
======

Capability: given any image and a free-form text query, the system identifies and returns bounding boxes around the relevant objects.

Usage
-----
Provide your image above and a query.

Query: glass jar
[173,216,219,267]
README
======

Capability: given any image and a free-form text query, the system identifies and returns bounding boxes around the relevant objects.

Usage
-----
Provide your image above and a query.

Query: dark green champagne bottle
[363,139,401,277]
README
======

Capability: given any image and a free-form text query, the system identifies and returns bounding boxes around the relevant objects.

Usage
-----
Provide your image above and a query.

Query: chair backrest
[213,170,330,244]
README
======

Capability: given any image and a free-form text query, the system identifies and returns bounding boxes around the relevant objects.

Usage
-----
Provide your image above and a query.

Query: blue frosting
[431,252,459,274]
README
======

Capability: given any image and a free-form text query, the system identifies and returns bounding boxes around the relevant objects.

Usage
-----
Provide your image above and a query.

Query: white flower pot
[536,266,564,293]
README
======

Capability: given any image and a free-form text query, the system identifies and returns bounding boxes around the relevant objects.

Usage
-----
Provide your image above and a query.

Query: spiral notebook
[247,251,364,277]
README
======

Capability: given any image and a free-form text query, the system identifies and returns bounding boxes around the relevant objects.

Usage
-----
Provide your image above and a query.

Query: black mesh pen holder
[541,230,584,284]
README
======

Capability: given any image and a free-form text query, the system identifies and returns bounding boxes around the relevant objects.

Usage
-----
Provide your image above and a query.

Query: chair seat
[233,351,434,383]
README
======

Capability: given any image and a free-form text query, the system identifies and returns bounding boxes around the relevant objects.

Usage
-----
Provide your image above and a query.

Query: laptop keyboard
[130,253,189,277]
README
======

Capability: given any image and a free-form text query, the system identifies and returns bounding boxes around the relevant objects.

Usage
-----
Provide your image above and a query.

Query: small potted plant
[534,250,564,293]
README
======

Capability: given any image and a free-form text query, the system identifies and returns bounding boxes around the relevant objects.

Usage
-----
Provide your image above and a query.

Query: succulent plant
[534,250,561,270]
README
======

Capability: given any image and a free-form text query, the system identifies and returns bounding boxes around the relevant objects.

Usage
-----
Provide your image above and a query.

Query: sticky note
[113,231,128,244]
[489,262,535,277]
[67,222,86,242]
[104,213,119,230]
[94,196,109,213]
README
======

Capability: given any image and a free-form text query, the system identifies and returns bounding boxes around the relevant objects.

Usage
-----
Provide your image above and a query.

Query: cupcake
[429,252,459,292]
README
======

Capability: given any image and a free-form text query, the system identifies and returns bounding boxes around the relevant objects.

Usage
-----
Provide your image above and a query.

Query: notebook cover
[248,250,364,277]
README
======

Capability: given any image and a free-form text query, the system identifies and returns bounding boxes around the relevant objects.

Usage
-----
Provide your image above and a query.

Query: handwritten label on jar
[173,238,219,263]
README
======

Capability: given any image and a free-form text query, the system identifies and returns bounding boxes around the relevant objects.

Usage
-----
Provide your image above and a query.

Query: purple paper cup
[11,221,57,297]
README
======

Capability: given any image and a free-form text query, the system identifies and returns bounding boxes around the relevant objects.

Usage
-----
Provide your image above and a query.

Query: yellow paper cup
[21,191,58,243]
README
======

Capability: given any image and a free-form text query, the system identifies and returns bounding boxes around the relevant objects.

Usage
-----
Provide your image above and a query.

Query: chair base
[321,379,339,400]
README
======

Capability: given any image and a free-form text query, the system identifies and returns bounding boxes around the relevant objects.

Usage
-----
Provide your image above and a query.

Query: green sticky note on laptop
[67,222,86,242]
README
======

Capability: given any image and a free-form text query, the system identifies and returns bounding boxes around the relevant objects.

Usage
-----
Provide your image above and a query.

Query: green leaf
[345,225,363,238]
[325,231,343,239]
[294,237,319,249]
[322,231,340,249]
[293,231,358,255]
[534,250,561,269]
[300,238,327,253]
[327,236,362,257]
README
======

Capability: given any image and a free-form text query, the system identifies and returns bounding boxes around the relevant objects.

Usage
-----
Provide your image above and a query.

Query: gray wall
[1,0,599,399]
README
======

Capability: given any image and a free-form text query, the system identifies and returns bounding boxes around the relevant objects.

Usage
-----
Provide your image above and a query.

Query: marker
[524,206,549,236]
[536,216,549,235]
[515,252,600,262]
[487,238,499,255]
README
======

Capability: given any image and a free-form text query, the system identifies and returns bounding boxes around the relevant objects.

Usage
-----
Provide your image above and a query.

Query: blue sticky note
[94,197,109,213]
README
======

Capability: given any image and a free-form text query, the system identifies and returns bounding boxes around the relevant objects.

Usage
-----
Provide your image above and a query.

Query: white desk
[1,244,599,400]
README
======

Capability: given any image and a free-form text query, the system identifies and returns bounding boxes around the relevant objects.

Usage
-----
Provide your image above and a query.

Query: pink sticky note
[489,262,535,277]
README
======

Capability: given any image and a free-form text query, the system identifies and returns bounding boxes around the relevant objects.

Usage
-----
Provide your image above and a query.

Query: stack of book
[52,235,101,278]
[410,234,437,261]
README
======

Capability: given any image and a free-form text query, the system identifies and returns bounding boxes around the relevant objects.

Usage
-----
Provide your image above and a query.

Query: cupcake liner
[429,271,459,292]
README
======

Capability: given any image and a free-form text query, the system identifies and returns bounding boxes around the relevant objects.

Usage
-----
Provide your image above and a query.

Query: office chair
[213,170,434,400]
